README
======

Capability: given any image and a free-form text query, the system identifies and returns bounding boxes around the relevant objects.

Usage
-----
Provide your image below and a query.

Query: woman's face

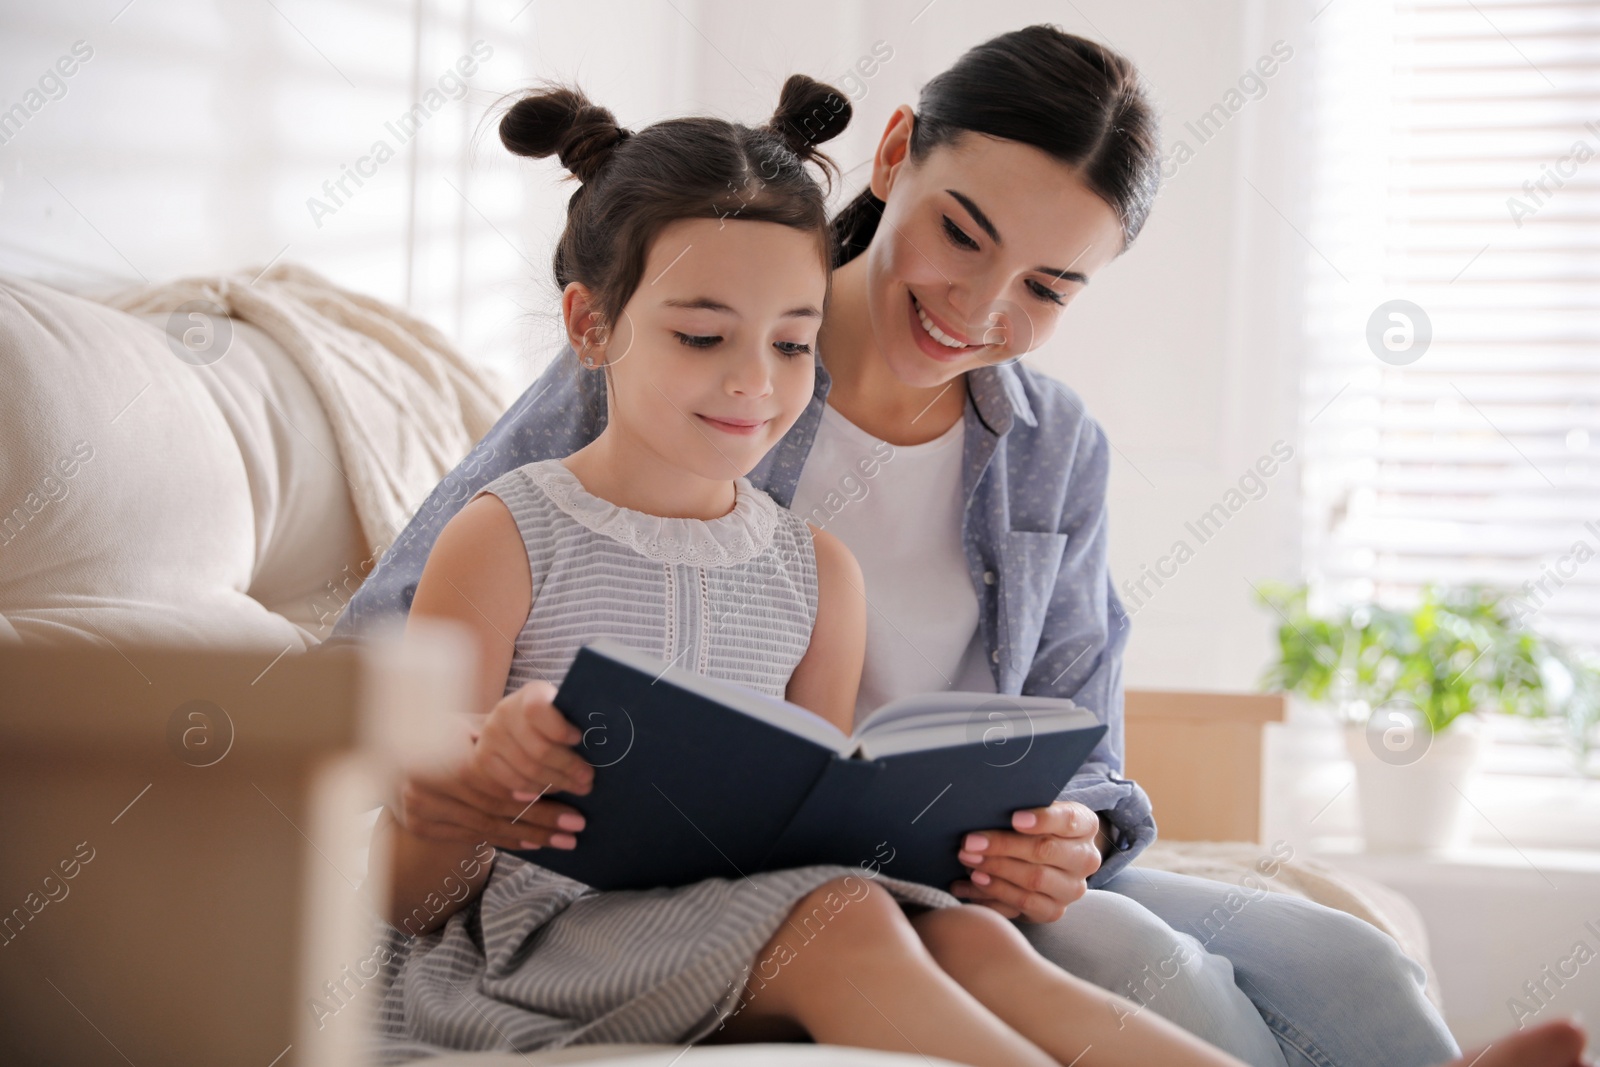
[569,216,826,482]
[860,107,1128,390]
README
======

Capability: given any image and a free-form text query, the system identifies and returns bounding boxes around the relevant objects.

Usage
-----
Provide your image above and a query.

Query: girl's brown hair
[501,75,853,327]
[832,25,1161,265]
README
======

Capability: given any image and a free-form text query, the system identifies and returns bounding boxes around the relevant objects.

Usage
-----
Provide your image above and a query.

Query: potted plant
[1255,582,1589,851]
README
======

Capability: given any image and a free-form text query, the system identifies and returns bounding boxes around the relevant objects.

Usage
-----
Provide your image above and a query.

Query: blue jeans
[1017,867,1461,1067]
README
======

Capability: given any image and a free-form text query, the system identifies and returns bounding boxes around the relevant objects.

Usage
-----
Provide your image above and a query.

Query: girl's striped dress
[372,458,957,1061]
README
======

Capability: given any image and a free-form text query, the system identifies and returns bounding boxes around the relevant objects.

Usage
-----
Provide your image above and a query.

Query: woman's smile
[908,290,988,362]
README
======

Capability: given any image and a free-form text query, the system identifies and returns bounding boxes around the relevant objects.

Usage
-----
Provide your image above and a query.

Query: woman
[338,26,1543,1067]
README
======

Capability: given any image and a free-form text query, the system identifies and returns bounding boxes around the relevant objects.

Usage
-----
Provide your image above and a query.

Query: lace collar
[522,459,779,567]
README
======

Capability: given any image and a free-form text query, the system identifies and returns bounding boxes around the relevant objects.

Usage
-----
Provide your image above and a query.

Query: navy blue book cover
[516,641,1107,892]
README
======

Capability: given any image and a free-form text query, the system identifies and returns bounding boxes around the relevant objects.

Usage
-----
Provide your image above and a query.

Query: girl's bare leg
[911,903,1247,1067]
[711,877,1058,1067]
[912,906,1594,1067]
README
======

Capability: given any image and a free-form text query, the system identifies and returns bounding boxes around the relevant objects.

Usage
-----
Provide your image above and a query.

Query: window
[1300,0,1600,647]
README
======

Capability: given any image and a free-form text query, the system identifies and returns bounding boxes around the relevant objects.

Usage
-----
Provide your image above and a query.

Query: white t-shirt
[790,403,997,727]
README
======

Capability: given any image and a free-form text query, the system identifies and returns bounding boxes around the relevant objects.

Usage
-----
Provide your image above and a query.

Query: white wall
[0,0,1312,693]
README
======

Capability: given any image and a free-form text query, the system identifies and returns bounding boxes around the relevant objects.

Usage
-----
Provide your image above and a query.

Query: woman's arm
[380,494,590,934]
[1017,415,1152,878]
[785,526,867,734]
[953,397,1154,921]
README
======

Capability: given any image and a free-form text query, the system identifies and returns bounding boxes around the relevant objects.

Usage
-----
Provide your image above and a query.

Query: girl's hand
[394,680,592,851]
[949,801,1104,923]
[471,679,595,803]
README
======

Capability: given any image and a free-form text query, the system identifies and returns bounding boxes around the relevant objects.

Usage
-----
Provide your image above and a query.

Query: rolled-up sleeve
[1022,418,1155,886]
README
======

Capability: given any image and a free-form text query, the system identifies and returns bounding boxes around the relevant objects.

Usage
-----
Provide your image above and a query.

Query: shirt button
[982,570,996,585]
[990,649,1000,664]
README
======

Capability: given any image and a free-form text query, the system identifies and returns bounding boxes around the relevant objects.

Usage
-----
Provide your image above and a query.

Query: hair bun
[500,86,630,182]
[765,74,852,164]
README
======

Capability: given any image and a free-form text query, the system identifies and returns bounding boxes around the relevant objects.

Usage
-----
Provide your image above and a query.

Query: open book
[516,638,1107,891]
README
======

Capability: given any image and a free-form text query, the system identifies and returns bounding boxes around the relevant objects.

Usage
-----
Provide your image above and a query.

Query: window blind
[1301,0,1600,646]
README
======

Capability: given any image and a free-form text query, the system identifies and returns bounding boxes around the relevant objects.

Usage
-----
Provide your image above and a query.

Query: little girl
[372,77,1249,1067]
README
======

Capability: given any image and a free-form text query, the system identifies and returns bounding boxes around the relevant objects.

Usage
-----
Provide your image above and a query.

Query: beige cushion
[129,314,371,638]
[0,276,367,650]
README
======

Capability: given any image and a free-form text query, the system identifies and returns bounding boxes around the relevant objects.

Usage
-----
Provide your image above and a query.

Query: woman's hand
[394,681,592,851]
[396,764,588,851]
[949,801,1106,923]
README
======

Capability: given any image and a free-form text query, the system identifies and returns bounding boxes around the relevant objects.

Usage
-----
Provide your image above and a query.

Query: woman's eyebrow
[1045,243,1097,286]
[1042,266,1089,286]
[947,189,1001,244]
[947,189,1090,285]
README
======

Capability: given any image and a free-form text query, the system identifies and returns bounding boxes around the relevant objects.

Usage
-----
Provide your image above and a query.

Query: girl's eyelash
[941,215,979,250]
[1028,280,1067,306]
[675,332,811,357]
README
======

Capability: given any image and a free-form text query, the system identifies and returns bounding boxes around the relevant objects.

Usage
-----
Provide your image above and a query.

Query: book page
[854,693,1099,760]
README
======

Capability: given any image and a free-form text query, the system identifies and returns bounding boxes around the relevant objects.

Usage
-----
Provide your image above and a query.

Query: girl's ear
[869,105,915,202]
[561,282,608,368]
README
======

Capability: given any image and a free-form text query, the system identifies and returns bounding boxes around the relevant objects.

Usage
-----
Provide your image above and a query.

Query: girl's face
[573,217,826,482]
[860,107,1129,390]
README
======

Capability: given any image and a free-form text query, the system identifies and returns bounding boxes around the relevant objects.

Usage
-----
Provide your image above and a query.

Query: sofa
[0,270,1440,1065]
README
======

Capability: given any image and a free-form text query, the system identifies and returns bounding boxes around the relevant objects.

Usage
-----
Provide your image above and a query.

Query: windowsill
[1475,714,1598,779]
[1308,837,1600,876]
[1264,708,1600,856]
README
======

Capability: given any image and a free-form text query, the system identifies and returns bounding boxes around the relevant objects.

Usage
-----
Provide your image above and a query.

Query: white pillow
[131,315,370,639]
[0,276,366,650]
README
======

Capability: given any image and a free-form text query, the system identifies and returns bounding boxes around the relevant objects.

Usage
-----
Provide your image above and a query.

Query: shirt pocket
[998,529,1070,688]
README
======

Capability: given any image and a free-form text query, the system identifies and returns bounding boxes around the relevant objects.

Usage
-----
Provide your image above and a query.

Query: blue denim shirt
[333,349,1156,884]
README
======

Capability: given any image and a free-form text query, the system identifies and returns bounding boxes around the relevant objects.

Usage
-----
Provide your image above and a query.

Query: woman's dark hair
[832,25,1161,265]
[500,74,852,326]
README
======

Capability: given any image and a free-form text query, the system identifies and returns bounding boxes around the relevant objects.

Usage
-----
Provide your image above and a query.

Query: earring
[581,354,598,368]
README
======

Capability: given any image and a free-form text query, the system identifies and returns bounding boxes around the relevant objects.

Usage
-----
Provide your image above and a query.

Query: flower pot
[1342,712,1484,852]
